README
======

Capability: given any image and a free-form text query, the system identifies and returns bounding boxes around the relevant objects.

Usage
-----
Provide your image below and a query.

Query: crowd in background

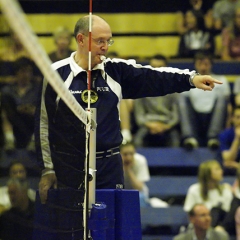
[1,0,240,239]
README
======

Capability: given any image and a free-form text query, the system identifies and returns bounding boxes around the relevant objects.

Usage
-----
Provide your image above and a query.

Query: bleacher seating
[0,12,237,62]
[1,13,239,82]
[0,9,239,239]
[137,147,236,239]
[0,149,41,177]
[0,13,180,58]
[137,147,218,168]
[147,176,235,200]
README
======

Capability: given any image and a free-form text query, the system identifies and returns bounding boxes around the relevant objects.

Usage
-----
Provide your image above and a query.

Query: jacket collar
[69,51,105,77]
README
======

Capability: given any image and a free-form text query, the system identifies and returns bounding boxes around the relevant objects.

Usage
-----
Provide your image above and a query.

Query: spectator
[233,77,240,107]
[48,26,74,63]
[178,52,230,150]
[235,205,240,240]
[0,31,29,62]
[0,178,35,240]
[133,54,180,147]
[216,165,240,236]
[0,160,36,214]
[236,207,240,239]
[176,0,214,35]
[219,106,240,174]
[120,99,134,144]
[184,160,233,227]
[221,7,240,61]
[120,142,150,207]
[107,52,135,144]
[174,204,229,240]
[1,57,40,149]
[177,9,215,58]
[0,31,43,87]
[213,0,240,31]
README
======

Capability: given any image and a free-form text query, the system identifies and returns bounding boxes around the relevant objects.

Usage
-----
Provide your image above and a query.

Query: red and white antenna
[84,0,96,239]
[87,0,93,109]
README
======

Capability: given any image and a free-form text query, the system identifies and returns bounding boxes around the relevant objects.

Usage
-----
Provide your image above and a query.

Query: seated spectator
[0,178,35,240]
[233,77,240,107]
[0,30,42,86]
[219,106,240,174]
[176,0,214,35]
[235,206,240,239]
[107,51,136,144]
[221,7,240,61]
[1,57,40,150]
[120,142,150,207]
[216,165,240,236]
[184,160,233,227]
[174,204,229,240]
[120,99,134,144]
[0,160,36,214]
[178,52,230,149]
[48,26,74,63]
[213,0,240,31]
[133,55,180,147]
[0,31,29,62]
[177,9,215,58]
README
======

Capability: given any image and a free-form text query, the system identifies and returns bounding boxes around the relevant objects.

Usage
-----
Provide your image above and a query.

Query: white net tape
[0,0,88,126]
[0,0,96,239]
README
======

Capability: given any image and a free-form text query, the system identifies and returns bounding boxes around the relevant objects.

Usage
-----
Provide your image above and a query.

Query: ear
[76,33,84,45]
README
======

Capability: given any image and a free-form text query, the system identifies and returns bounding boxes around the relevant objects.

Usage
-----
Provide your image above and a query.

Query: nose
[101,44,108,51]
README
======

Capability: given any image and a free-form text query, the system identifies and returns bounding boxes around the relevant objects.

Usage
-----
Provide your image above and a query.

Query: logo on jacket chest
[69,87,110,103]
[69,87,109,94]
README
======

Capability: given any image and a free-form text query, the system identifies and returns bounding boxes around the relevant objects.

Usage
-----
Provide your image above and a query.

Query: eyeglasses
[92,37,114,46]
[81,33,114,46]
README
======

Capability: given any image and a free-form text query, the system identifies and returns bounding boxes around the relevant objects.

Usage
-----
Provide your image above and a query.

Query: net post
[84,108,96,240]
[88,108,96,206]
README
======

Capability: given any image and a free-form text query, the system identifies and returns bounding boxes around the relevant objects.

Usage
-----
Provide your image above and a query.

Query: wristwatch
[189,72,200,86]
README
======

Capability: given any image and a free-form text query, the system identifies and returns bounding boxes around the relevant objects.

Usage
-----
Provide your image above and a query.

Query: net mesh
[0,0,93,239]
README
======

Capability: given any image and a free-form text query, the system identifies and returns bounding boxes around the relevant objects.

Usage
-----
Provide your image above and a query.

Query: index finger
[212,78,223,84]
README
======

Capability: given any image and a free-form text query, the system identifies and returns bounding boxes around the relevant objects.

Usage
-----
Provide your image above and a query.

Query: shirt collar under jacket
[69,51,105,77]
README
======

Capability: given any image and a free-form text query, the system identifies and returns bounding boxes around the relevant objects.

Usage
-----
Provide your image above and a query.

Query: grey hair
[74,16,90,39]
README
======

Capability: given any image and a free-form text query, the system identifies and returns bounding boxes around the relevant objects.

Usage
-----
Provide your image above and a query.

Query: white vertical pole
[88,108,96,207]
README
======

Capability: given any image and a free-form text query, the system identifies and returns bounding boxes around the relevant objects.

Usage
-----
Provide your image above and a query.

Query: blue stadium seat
[146,176,235,199]
[137,147,218,167]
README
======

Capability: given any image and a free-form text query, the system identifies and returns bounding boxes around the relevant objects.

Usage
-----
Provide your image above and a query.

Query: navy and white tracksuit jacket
[35,52,195,189]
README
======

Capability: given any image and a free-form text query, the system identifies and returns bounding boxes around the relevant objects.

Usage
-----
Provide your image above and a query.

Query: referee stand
[33,189,142,240]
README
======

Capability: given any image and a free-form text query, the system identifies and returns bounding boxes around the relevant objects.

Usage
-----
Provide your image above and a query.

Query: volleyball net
[0,0,96,239]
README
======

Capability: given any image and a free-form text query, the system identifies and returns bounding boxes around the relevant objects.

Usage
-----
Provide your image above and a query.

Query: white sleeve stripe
[40,78,54,169]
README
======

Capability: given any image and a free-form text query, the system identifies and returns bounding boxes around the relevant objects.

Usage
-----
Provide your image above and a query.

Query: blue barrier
[89,203,109,240]
[33,189,142,240]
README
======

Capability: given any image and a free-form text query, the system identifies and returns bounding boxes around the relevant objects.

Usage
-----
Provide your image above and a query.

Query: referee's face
[91,18,112,66]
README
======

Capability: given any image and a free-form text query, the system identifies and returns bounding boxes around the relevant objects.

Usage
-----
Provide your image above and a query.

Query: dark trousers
[52,148,124,189]
[178,95,227,147]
